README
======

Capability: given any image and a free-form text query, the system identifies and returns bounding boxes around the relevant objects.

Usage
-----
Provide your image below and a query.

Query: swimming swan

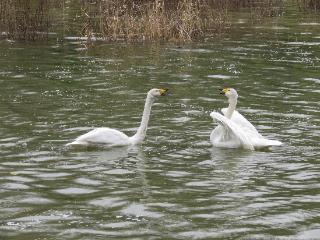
[210,88,282,150]
[67,88,168,147]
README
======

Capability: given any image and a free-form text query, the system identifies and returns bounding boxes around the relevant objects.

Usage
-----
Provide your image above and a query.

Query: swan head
[220,88,238,100]
[148,88,169,98]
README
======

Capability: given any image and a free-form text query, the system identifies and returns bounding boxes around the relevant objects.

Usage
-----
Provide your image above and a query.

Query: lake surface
[0,10,319,240]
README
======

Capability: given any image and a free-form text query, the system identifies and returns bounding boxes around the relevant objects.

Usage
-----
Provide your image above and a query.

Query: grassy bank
[0,0,317,42]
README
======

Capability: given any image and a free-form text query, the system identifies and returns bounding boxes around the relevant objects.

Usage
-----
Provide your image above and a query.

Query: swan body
[68,127,132,147]
[67,88,168,147]
[210,88,282,150]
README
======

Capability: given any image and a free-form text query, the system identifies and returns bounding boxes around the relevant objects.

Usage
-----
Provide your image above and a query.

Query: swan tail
[265,139,282,146]
[66,140,87,147]
[65,142,75,147]
[210,112,254,150]
[253,138,282,149]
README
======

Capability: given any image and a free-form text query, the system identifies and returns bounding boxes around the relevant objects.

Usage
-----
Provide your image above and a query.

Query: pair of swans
[67,88,282,150]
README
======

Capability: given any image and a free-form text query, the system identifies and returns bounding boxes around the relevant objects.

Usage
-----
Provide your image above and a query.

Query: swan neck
[226,97,237,119]
[132,93,154,143]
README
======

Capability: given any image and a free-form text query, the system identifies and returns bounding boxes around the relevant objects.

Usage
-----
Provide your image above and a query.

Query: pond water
[0,10,319,240]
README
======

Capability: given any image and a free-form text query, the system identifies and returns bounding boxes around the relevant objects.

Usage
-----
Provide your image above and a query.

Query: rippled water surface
[0,12,320,240]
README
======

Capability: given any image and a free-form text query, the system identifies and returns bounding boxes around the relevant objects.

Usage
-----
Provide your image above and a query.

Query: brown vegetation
[81,0,228,42]
[297,0,320,11]
[2,0,316,42]
[224,0,284,17]
[80,0,286,42]
[0,0,53,40]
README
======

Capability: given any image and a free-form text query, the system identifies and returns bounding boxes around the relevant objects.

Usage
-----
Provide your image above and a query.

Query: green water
[0,11,320,240]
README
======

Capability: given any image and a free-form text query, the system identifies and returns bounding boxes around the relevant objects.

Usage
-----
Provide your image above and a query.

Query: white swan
[210,88,282,150]
[67,88,168,147]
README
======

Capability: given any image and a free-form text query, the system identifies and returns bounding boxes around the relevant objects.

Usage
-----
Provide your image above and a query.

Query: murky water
[0,11,320,240]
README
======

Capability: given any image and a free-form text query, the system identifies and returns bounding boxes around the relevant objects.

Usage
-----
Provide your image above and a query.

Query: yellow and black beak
[160,88,169,96]
[219,88,229,95]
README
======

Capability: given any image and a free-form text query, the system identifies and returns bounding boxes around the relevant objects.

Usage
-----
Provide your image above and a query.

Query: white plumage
[68,127,131,147]
[210,88,282,150]
[67,88,168,147]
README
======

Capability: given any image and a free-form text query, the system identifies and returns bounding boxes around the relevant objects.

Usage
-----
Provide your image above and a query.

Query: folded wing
[67,127,131,146]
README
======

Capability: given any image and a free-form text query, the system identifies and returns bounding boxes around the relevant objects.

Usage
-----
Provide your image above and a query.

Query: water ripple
[0,16,320,239]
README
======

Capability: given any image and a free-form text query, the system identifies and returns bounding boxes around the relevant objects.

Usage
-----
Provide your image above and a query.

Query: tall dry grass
[225,0,284,17]
[0,0,287,42]
[81,0,286,42]
[0,0,56,40]
[297,0,320,11]
[80,0,228,42]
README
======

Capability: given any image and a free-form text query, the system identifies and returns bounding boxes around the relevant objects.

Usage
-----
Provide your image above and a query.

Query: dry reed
[0,0,290,42]
[81,0,286,42]
[80,0,228,42]
[0,0,56,40]
[297,0,320,11]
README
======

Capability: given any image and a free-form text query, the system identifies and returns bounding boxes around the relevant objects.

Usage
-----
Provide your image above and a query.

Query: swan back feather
[221,108,261,137]
[67,127,131,146]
